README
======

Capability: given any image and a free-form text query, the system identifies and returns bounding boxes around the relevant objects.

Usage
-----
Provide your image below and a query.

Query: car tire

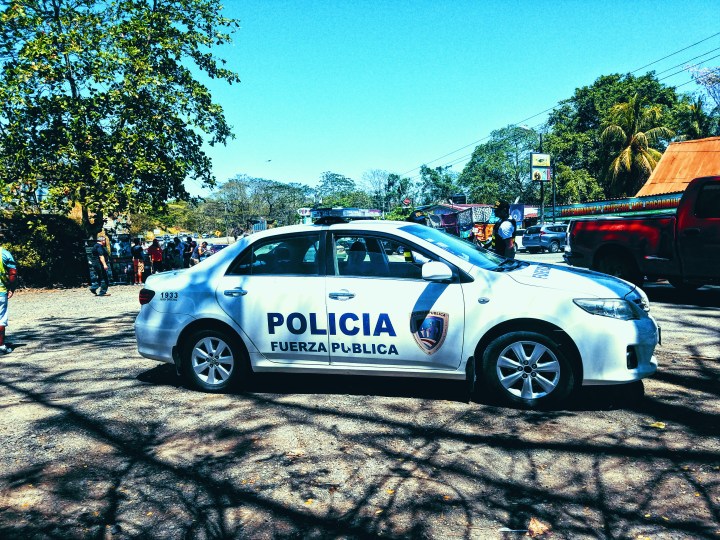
[481,331,575,408]
[549,241,560,253]
[527,247,539,254]
[181,329,248,392]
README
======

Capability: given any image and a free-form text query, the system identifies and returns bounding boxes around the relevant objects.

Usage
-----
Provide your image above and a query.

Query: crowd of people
[133,236,211,281]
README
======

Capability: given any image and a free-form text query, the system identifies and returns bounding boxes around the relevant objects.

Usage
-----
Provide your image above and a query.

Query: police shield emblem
[411,311,449,355]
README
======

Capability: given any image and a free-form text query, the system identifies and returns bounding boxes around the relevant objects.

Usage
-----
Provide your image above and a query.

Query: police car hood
[506,263,637,298]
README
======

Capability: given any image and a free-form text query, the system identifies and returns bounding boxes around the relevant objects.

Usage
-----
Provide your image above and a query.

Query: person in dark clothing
[89,236,111,296]
[183,236,196,268]
[131,238,145,284]
[491,201,516,258]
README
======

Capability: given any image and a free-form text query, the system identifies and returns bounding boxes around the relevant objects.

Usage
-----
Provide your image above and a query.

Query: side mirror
[422,261,453,282]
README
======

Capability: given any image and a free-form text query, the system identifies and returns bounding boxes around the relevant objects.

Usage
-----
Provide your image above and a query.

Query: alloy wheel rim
[192,337,235,386]
[496,340,560,400]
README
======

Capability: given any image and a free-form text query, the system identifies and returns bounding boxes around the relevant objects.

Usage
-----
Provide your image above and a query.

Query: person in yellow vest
[0,235,18,354]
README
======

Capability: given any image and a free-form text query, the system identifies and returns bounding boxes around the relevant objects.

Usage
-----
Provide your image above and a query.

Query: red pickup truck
[563,175,720,289]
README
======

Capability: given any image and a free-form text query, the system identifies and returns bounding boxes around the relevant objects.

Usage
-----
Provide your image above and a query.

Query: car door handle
[224,288,248,297]
[329,290,355,300]
[681,228,701,237]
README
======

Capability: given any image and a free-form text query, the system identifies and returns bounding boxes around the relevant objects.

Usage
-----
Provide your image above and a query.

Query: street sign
[531,153,552,182]
[532,167,552,182]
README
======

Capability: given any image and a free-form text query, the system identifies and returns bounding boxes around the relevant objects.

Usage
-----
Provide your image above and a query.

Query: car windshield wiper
[494,259,526,272]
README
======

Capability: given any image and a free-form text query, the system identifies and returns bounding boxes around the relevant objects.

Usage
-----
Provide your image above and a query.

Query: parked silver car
[523,224,568,253]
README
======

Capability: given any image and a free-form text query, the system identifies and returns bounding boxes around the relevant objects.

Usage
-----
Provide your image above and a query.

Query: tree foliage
[0,0,239,235]
[417,165,459,205]
[458,125,538,204]
[600,93,674,196]
[689,65,720,111]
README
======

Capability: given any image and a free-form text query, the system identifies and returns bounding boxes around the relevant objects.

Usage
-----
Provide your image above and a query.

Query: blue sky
[188,0,720,195]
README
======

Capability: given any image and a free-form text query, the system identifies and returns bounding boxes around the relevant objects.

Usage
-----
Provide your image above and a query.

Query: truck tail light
[139,289,156,305]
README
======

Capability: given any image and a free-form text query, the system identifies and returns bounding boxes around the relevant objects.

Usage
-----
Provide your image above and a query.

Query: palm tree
[676,96,714,140]
[601,94,674,196]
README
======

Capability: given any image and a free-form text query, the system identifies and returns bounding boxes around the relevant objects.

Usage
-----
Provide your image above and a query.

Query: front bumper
[579,315,659,386]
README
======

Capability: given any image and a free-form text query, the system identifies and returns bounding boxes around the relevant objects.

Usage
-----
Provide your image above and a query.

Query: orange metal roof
[635,136,720,196]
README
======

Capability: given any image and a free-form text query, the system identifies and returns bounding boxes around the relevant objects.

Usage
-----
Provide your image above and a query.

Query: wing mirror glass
[422,261,453,282]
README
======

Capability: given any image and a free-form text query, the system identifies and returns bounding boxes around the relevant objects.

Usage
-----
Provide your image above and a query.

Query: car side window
[333,234,430,279]
[227,234,320,275]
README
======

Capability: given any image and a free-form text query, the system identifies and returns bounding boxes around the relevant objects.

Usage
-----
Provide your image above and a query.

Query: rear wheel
[482,331,576,408]
[548,241,560,253]
[181,329,248,392]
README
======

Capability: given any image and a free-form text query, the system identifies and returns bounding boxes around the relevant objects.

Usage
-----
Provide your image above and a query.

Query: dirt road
[0,282,718,539]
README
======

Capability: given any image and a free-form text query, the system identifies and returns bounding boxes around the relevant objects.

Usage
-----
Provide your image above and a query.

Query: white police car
[134,218,659,408]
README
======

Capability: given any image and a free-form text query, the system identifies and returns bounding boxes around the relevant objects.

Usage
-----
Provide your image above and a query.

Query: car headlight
[573,298,638,320]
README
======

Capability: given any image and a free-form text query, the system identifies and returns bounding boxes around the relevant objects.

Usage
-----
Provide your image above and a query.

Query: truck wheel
[668,279,703,291]
[595,253,643,286]
[481,331,575,408]
[549,241,560,253]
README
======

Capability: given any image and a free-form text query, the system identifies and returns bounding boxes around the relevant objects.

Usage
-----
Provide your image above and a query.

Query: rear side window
[525,227,540,234]
[227,234,321,275]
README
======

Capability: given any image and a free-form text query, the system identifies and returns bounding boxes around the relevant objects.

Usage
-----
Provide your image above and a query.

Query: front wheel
[595,252,643,286]
[481,331,576,408]
[668,278,703,291]
[181,329,248,392]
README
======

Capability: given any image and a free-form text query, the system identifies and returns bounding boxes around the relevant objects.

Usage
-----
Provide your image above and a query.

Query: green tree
[671,95,718,140]
[385,173,414,210]
[0,0,239,236]
[555,165,604,203]
[248,178,311,227]
[546,73,680,195]
[316,171,355,202]
[417,165,459,205]
[458,125,537,204]
[600,93,674,196]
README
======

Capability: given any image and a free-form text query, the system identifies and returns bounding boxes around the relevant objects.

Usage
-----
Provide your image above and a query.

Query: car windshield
[399,224,521,271]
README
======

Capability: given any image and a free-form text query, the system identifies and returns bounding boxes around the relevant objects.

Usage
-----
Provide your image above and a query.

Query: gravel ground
[0,278,719,539]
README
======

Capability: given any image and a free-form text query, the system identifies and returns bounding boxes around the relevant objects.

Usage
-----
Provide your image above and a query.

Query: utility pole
[539,134,544,224]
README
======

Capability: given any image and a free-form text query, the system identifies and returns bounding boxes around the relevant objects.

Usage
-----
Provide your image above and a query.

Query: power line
[654,46,720,77]
[630,31,720,73]
[400,31,720,180]
[657,52,720,83]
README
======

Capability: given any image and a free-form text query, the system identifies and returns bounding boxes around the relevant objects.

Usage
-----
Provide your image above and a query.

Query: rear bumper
[134,306,193,364]
[563,250,589,267]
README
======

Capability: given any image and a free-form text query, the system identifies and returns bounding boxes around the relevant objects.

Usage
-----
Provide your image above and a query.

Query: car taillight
[539,231,546,235]
[139,289,156,305]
